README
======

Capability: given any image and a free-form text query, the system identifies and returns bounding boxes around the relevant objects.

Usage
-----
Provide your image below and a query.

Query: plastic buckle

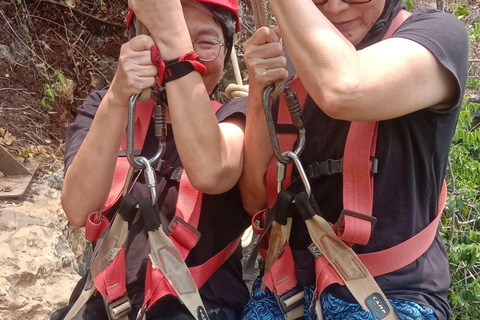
[107,295,132,320]
[336,209,377,232]
[274,286,305,316]
[168,216,201,242]
[326,159,343,175]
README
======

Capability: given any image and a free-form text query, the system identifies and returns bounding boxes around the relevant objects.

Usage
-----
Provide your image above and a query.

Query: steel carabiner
[126,89,168,205]
[262,83,306,165]
[127,92,167,170]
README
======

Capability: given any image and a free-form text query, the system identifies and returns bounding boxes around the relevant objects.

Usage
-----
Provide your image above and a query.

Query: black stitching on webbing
[139,198,160,231]
[118,193,138,223]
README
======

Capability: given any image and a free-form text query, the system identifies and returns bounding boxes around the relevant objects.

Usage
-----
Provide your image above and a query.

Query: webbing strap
[339,9,412,247]
[63,287,96,320]
[291,191,398,320]
[340,121,378,245]
[141,199,208,320]
[315,180,447,293]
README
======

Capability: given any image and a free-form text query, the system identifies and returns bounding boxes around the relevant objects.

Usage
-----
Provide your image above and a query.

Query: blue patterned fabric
[241,279,438,320]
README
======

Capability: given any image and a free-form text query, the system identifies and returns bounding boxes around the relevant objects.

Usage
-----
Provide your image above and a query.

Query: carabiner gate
[127,90,168,205]
[262,83,306,165]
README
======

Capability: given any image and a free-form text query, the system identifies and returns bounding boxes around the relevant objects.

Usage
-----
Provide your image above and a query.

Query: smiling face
[182,3,225,94]
[315,0,386,45]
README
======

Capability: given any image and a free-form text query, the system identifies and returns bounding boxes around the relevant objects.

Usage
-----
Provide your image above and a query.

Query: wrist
[104,89,130,113]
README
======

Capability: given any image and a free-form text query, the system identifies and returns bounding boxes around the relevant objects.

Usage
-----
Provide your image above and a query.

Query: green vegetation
[443,6,480,318]
[41,69,67,110]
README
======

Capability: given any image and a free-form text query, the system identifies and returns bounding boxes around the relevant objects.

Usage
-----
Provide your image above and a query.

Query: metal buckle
[107,295,132,320]
[168,216,201,243]
[336,209,377,232]
[274,287,305,315]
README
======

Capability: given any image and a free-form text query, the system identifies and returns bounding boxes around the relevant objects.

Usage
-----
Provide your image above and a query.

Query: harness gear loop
[263,83,306,165]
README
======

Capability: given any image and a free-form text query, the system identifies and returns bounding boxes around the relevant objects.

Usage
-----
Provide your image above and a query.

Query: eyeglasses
[313,0,372,5]
[193,37,225,62]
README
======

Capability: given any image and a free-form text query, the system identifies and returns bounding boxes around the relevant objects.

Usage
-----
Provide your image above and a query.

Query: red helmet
[191,0,240,32]
[126,0,240,32]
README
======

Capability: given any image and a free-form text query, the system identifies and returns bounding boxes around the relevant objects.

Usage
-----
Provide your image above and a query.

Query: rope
[136,19,152,101]
[250,0,284,97]
[225,45,249,99]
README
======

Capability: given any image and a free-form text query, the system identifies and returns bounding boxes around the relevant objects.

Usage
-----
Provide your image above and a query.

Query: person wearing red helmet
[57,0,250,319]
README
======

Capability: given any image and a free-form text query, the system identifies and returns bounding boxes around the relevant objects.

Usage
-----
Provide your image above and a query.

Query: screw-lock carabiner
[127,92,167,170]
[262,83,306,165]
[126,89,168,204]
[263,83,311,198]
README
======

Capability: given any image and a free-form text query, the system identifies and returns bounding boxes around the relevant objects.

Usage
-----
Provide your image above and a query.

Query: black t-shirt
[267,7,467,320]
[64,92,251,318]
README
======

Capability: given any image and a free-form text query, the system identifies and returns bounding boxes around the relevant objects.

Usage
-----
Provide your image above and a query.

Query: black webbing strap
[139,198,161,231]
[294,191,321,221]
[163,61,199,84]
[118,193,139,223]
[243,159,340,281]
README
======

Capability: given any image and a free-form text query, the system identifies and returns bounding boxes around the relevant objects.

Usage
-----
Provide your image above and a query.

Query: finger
[134,65,158,78]
[252,27,281,45]
[129,34,155,52]
[254,56,287,70]
[249,42,284,60]
[272,26,282,39]
[252,68,289,87]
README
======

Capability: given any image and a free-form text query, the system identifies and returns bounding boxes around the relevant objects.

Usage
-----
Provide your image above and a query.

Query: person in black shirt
[239,0,468,319]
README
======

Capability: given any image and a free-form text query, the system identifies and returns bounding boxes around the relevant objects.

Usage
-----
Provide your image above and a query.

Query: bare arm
[62,36,157,227]
[239,27,288,216]
[129,0,244,194]
[268,0,457,121]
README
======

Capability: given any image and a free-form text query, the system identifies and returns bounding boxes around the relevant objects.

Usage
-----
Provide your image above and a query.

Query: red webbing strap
[339,121,378,245]
[85,211,110,242]
[84,99,154,243]
[169,170,203,256]
[143,100,242,309]
[266,75,309,208]
[338,9,411,246]
[316,180,447,293]
[262,242,298,296]
[93,245,128,302]
[169,100,222,256]
[144,234,243,310]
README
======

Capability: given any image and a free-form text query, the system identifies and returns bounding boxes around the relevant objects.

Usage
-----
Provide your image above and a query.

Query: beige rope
[225,45,250,99]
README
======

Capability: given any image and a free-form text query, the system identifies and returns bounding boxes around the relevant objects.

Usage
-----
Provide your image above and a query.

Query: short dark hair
[200,2,237,68]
